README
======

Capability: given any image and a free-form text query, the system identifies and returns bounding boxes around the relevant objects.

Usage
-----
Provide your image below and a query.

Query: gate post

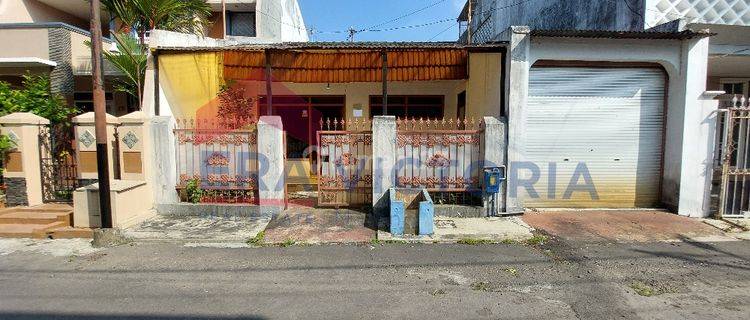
[71,112,119,186]
[483,117,507,215]
[117,111,149,180]
[372,116,397,217]
[257,116,285,214]
[678,91,723,218]
[0,113,50,206]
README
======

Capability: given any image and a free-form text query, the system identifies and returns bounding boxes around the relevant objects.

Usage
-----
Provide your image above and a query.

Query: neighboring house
[0,0,136,116]
[458,0,750,95]
[454,0,720,217]
[153,0,308,47]
[205,0,308,43]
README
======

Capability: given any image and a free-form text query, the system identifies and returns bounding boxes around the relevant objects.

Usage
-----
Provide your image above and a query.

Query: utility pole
[222,0,227,38]
[467,0,473,44]
[89,0,113,228]
[347,27,356,42]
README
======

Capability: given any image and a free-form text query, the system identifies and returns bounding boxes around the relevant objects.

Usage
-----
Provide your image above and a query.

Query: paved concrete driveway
[522,210,729,242]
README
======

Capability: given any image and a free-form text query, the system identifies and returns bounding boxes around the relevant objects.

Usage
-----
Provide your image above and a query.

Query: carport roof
[156,41,508,52]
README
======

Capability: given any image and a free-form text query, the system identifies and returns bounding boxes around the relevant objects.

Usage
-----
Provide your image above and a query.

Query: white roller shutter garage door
[523,67,666,208]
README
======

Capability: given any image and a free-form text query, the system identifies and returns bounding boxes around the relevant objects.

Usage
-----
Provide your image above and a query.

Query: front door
[261,96,345,207]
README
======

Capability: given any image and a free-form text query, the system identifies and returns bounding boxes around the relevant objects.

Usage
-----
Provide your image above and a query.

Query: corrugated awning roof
[530,29,713,40]
[223,49,471,83]
[157,41,507,52]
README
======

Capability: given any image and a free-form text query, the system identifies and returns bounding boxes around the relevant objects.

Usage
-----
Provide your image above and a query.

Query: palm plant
[102,0,212,45]
[100,33,148,105]
[99,0,212,108]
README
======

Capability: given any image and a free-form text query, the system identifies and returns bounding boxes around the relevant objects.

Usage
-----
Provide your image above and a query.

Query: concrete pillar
[678,90,723,218]
[482,116,507,215]
[0,113,49,206]
[257,116,285,213]
[372,116,397,217]
[503,26,530,213]
[117,111,150,180]
[71,112,119,185]
[149,116,179,204]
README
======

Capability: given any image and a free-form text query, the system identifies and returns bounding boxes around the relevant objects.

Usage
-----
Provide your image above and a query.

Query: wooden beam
[265,50,273,116]
[382,50,388,116]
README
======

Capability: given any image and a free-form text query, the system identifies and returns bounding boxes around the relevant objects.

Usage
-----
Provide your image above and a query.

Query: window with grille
[227,11,256,37]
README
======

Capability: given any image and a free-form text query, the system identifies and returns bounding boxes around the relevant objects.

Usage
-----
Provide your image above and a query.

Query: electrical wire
[361,0,448,31]
[429,21,459,41]
[260,0,537,40]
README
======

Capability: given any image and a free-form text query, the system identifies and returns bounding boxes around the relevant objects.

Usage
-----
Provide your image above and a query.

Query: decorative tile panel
[122,131,139,149]
[7,130,19,145]
[79,130,95,148]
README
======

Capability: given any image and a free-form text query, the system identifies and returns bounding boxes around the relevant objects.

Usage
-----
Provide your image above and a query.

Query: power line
[260,0,537,41]
[361,0,448,31]
[429,21,458,41]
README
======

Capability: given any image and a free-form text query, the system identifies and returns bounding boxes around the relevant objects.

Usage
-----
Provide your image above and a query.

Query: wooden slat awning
[223,49,469,82]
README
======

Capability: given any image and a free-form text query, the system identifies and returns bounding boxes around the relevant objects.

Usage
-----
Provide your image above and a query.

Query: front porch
[157,42,507,214]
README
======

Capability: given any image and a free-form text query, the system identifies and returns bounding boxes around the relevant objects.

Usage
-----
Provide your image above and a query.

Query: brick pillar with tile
[117,111,149,180]
[0,113,50,206]
[71,112,119,186]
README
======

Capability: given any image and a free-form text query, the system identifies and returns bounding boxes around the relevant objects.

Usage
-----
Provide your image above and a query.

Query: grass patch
[504,267,518,276]
[525,234,548,246]
[470,281,491,291]
[457,238,496,245]
[280,239,296,247]
[500,239,517,245]
[629,281,656,297]
[629,280,676,297]
[381,239,409,244]
[246,231,265,246]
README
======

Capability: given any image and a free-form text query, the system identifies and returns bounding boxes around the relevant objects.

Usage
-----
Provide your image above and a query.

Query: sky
[297,0,466,42]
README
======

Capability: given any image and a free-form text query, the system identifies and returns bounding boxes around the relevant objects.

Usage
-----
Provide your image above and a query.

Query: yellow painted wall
[158,51,504,121]
[158,52,223,119]
[466,53,504,119]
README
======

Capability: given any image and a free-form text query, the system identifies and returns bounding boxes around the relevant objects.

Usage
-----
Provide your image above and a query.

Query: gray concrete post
[257,116,285,213]
[149,116,179,205]
[678,90,722,218]
[483,117,507,215]
[372,116,397,217]
[504,26,530,213]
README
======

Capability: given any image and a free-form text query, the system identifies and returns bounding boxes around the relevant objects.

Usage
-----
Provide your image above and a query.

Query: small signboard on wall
[353,104,363,118]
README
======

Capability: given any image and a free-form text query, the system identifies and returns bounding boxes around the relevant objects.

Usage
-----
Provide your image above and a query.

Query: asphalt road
[0,237,748,320]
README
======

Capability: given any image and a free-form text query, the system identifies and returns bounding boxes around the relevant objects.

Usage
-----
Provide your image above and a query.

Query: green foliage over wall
[0,74,78,124]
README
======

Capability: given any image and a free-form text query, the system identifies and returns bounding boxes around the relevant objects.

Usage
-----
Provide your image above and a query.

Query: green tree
[100,0,212,108]
[0,134,16,177]
[88,33,148,107]
[0,74,77,124]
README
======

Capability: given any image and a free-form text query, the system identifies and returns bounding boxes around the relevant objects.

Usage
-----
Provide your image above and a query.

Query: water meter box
[483,167,506,194]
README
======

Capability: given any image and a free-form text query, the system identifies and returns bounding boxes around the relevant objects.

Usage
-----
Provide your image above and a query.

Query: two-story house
[458,0,750,96]
[453,0,725,217]
[0,0,133,115]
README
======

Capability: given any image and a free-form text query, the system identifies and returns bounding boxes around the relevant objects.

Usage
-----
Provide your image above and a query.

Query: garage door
[523,67,666,208]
